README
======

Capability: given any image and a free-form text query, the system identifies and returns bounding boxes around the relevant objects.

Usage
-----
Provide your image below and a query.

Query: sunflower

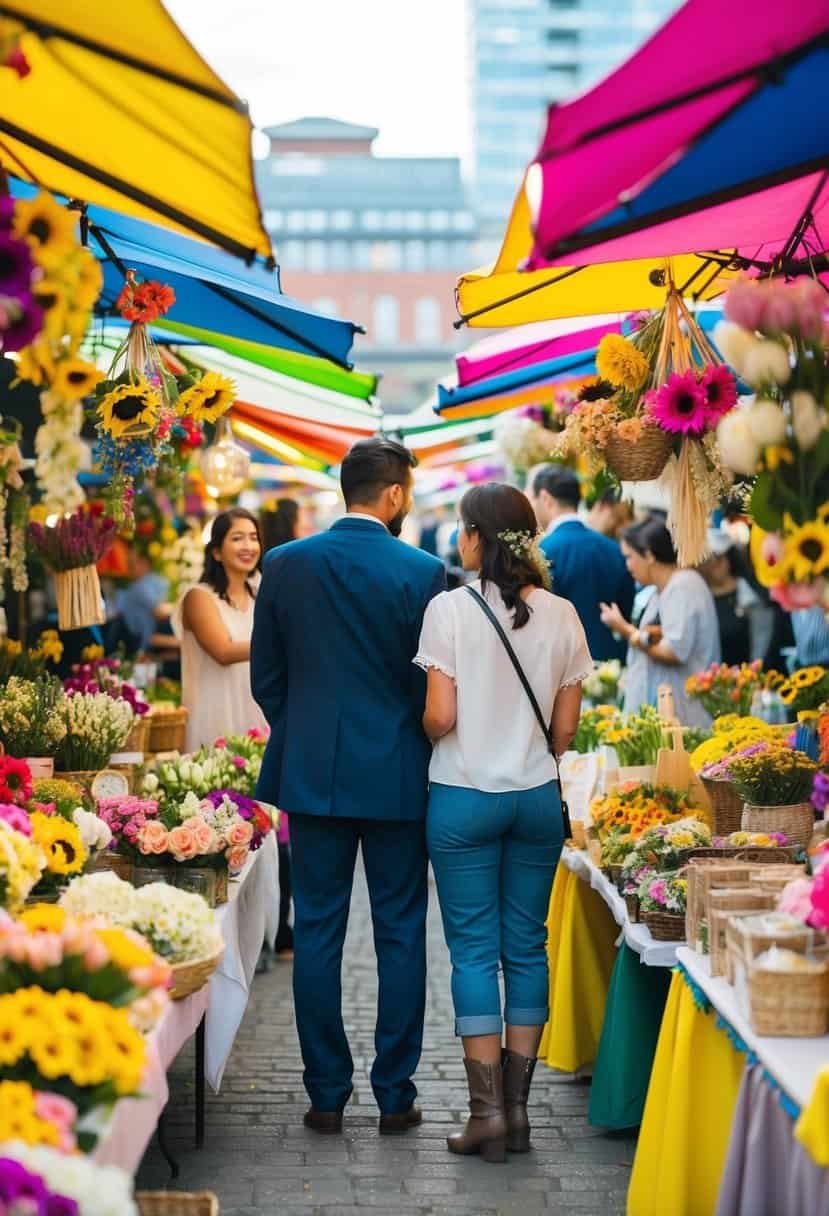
[596,333,649,391]
[0,1011,26,1065]
[782,519,829,582]
[29,812,86,875]
[12,191,79,270]
[31,275,68,342]
[176,371,236,424]
[791,666,827,688]
[52,355,104,402]
[97,377,162,440]
[749,525,790,589]
[14,339,55,387]
[778,681,797,705]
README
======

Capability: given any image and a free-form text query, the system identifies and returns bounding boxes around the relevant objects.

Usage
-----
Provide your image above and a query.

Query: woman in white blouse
[415,483,591,1164]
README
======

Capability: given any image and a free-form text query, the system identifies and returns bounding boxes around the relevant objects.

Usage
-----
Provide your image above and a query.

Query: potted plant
[726,743,818,849]
[0,675,66,778]
[638,871,688,941]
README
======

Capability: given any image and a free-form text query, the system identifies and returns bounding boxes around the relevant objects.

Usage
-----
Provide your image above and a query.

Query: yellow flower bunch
[596,333,650,391]
[0,820,44,912]
[777,665,829,710]
[0,1079,63,1148]
[97,376,162,440]
[177,371,236,425]
[690,720,783,771]
[29,812,86,876]
[29,628,63,665]
[0,987,145,1097]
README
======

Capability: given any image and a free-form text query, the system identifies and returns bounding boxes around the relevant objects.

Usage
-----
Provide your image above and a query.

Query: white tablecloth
[561,845,679,968]
[95,835,279,1171]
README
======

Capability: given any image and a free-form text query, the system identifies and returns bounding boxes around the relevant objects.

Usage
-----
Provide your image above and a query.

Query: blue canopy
[11,180,361,369]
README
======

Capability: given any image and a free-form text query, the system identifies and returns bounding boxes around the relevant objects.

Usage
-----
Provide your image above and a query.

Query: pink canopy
[524,0,829,267]
[455,315,620,387]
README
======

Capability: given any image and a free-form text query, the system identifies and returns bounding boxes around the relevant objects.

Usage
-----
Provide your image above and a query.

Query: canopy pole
[453,267,583,328]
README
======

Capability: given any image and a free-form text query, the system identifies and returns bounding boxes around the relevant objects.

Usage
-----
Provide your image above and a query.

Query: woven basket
[742,803,816,850]
[54,769,100,797]
[123,716,151,754]
[685,860,755,953]
[701,778,744,836]
[727,917,820,991]
[604,426,673,482]
[708,897,776,978]
[85,851,132,881]
[169,945,224,1001]
[148,708,188,754]
[642,909,686,941]
[624,893,640,923]
[676,846,793,865]
[748,963,829,1037]
[136,1193,219,1216]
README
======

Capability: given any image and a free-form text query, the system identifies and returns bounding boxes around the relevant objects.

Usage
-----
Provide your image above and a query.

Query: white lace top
[414,580,592,793]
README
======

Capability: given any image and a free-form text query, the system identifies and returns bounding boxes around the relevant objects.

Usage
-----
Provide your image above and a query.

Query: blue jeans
[427,781,563,1036]
[289,814,428,1114]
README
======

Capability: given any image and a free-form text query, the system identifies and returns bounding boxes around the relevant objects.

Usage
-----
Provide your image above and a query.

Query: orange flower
[117,278,176,324]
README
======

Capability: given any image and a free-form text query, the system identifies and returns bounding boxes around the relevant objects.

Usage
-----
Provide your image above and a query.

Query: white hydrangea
[0,1142,138,1216]
[60,871,137,925]
[132,882,223,962]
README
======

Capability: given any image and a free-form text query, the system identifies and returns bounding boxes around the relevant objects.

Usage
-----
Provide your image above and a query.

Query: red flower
[117,278,176,324]
[0,756,33,806]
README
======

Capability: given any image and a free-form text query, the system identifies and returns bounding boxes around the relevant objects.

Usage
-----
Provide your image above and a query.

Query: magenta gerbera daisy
[701,364,738,423]
[650,371,708,435]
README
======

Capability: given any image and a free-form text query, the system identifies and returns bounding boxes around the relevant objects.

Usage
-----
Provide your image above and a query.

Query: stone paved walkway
[137,864,635,1214]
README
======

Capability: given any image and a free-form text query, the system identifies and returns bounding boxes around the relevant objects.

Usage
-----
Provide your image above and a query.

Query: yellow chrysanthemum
[52,355,104,402]
[596,333,649,391]
[97,377,162,440]
[81,644,104,661]
[13,191,79,270]
[29,1031,79,1081]
[30,811,87,875]
[0,1009,26,1065]
[177,371,236,424]
[782,519,829,583]
[14,339,55,387]
[17,903,67,933]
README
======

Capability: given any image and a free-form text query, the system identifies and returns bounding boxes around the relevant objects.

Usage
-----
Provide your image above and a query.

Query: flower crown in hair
[497,529,537,559]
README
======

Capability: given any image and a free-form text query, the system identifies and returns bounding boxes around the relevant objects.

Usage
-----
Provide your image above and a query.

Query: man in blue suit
[252,437,446,1136]
[530,465,634,662]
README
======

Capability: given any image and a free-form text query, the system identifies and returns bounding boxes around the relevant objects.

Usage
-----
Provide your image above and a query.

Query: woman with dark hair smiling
[415,482,591,1164]
[599,514,720,726]
[175,508,267,751]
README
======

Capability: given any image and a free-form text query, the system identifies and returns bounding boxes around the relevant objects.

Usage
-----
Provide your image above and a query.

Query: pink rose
[214,737,227,748]
[0,804,31,835]
[83,937,109,972]
[25,934,63,972]
[189,817,219,855]
[137,821,169,856]
[227,821,253,848]
[226,844,249,871]
[168,822,199,862]
[35,1091,77,1130]
[778,876,815,923]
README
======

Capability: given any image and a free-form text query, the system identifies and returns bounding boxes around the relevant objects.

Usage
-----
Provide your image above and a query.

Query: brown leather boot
[447,1058,507,1163]
[502,1050,537,1152]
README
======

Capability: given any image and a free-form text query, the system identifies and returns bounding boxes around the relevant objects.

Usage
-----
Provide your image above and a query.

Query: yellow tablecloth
[538,863,617,1073]
[796,1066,829,1167]
[627,969,744,1216]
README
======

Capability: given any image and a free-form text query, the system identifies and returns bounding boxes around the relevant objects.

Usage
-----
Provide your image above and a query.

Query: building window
[404,240,426,271]
[546,28,579,44]
[361,209,383,229]
[414,297,441,346]
[404,210,425,230]
[279,240,305,269]
[264,209,283,230]
[331,210,353,230]
[452,211,476,231]
[373,295,399,344]
[386,210,404,228]
[312,297,337,317]
[428,239,449,269]
[428,210,450,231]
[370,241,402,271]
[286,210,306,232]
[307,210,326,232]
[353,240,371,270]
[328,240,350,271]
[307,241,327,272]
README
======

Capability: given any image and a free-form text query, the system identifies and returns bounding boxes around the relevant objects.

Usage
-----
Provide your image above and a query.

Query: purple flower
[812,771,829,813]
[0,197,15,230]
[1,291,43,352]
[0,231,34,296]
[0,1156,49,1203]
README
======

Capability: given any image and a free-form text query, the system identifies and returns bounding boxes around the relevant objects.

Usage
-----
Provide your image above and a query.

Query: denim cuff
[504,1005,548,1026]
[454,1013,503,1037]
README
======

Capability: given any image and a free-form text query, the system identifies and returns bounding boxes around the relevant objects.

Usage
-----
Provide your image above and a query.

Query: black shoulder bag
[464,586,572,838]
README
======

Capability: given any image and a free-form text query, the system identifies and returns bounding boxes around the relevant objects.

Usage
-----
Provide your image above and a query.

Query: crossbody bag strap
[464,586,571,837]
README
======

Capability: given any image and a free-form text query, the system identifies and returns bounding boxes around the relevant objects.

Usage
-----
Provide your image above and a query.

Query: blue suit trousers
[289,813,428,1114]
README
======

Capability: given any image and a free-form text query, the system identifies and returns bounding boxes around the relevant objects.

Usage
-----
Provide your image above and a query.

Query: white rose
[716,411,761,476]
[142,772,159,793]
[746,398,787,446]
[713,320,757,377]
[72,807,112,852]
[791,390,826,451]
[742,339,791,387]
[190,762,204,783]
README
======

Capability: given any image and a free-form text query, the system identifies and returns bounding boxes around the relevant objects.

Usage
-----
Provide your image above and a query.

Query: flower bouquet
[602,704,664,777]
[26,779,112,868]
[572,705,621,753]
[0,1147,137,1214]
[685,660,769,719]
[140,751,233,804]
[0,676,66,774]
[690,715,784,771]
[0,631,63,686]
[27,811,87,899]
[199,729,269,797]
[726,742,818,849]
[621,815,712,875]
[776,666,829,714]
[638,871,688,940]
[55,691,134,780]
[582,660,623,707]
[0,819,43,912]
[28,509,116,631]
[589,782,700,869]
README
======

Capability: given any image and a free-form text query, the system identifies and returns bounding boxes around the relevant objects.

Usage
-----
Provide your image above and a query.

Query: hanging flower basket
[53,565,106,631]
[604,425,673,482]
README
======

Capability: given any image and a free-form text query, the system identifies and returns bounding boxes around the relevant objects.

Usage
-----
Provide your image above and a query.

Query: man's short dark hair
[341,437,417,507]
[532,464,581,510]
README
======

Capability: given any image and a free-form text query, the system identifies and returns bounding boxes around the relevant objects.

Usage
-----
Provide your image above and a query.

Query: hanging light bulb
[200,416,250,499]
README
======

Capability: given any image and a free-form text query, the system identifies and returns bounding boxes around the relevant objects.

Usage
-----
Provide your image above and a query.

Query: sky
[166,0,470,161]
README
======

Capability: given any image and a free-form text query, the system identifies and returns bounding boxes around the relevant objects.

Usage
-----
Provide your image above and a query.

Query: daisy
[649,370,708,436]
[701,364,737,423]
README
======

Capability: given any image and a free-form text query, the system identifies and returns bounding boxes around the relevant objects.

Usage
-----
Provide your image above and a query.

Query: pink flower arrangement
[810,867,829,931]
[0,802,31,836]
[97,796,159,847]
[647,372,709,436]
[725,277,826,342]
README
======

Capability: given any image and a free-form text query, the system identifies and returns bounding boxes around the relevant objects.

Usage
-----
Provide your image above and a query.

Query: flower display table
[540,847,677,1130]
[95,835,279,1173]
[628,948,829,1216]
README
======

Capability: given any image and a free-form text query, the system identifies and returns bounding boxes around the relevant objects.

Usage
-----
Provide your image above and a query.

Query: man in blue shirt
[529,465,634,662]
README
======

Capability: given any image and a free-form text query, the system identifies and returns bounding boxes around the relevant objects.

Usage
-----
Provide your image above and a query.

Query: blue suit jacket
[539,520,634,662]
[251,517,446,820]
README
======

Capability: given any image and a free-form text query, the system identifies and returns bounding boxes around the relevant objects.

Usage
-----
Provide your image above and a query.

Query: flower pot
[604,426,673,482]
[24,756,54,780]
[642,909,686,941]
[701,777,744,836]
[53,565,106,632]
[741,802,816,851]
[624,893,640,923]
[131,864,176,888]
[175,866,228,907]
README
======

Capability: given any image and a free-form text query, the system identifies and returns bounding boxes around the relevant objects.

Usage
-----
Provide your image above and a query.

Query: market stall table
[95,835,279,1174]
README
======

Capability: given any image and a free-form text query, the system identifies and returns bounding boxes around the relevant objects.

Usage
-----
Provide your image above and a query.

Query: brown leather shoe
[378,1105,422,1135]
[303,1108,343,1134]
[447,1059,507,1163]
[502,1050,537,1153]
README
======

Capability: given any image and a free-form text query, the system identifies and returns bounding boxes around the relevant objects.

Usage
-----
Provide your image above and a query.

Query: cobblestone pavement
[138,864,635,1215]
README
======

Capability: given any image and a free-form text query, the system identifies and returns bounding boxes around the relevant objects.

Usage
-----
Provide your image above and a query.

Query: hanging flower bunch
[12,192,104,516]
[28,507,116,572]
[714,278,829,611]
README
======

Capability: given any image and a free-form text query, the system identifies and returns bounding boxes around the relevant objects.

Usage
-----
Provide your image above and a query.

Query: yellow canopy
[456,185,738,328]
[0,1,271,261]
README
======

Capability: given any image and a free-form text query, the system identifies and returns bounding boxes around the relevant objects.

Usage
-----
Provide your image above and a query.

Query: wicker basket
[169,946,224,1001]
[642,909,686,941]
[685,860,755,953]
[708,894,776,977]
[727,916,820,990]
[742,803,816,850]
[136,1193,219,1216]
[604,426,673,482]
[148,708,188,753]
[748,962,829,1037]
[54,769,100,797]
[624,893,640,923]
[84,851,132,881]
[701,778,744,836]
[676,846,793,865]
[123,716,151,754]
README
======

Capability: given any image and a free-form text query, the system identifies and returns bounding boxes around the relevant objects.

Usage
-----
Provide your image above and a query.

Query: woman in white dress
[175,509,268,751]
[415,483,591,1163]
